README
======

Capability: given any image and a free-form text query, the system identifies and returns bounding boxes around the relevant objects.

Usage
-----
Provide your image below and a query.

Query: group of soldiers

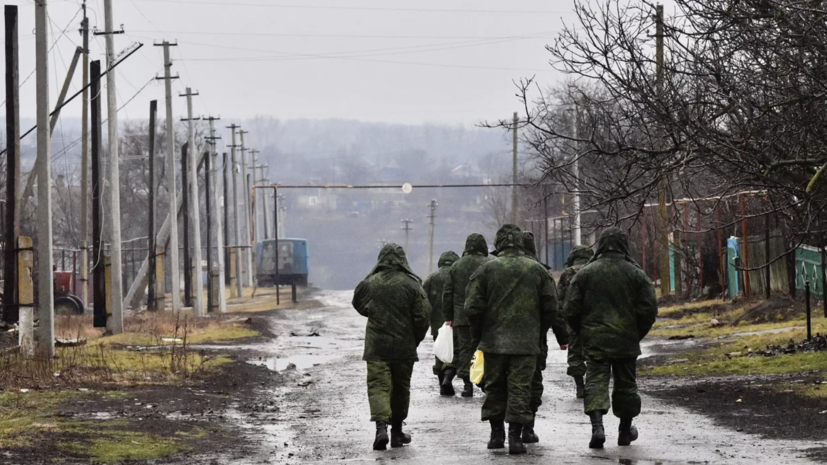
[352,224,658,454]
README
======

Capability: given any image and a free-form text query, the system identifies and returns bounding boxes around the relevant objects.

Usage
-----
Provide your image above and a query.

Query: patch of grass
[643,329,827,376]
[659,300,728,318]
[60,430,187,463]
[0,390,75,448]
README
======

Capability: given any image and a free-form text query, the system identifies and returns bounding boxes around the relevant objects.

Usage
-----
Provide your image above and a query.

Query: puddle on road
[249,354,337,372]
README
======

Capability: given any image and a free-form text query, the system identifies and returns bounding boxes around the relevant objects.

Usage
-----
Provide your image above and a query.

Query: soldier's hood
[438,251,460,268]
[588,227,641,268]
[522,231,538,260]
[367,243,422,283]
[566,245,595,267]
[463,233,489,257]
[494,224,524,255]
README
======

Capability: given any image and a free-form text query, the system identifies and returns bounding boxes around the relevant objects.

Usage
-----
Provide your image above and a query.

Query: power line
[128,30,557,40]
[132,0,569,14]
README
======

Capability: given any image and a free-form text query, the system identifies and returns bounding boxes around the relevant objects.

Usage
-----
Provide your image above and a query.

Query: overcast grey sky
[5,0,586,126]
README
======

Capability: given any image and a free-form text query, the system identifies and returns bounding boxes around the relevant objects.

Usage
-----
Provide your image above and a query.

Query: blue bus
[256,238,309,287]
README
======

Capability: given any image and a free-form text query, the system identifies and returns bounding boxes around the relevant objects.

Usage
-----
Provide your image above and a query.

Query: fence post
[806,281,812,341]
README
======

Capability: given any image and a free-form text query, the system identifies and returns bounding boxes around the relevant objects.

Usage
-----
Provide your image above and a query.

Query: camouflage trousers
[567,332,586,378]
[366,361,415,423]
[454,326,477,379]
[583,357,641,419]
[530,342,548,414]
[432,329,458,377]
[481,354,536,425]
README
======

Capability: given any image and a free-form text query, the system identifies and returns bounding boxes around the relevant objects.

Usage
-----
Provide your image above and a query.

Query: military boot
[437,371,444,387]
[507,422,527,455]
[390,420,412,448]
[440,368,457,396]
[461,377,474,398]
[618,418,639,446]
[574,375,585,399]
[588,412,606,449]
[487,419,505,449]
[522,415,539,444]
[373,421,389,451]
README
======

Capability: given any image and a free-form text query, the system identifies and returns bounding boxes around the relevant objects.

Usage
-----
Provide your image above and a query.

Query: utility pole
[222,152,230,286]
[426,200,437,276]
[655,3,670,297]
[251,150,266,240]
[181,143,191,308]
[239,130,254,287]
[401,219,413,253]
[3,5,20,326]
[102,0,123,332]
[180,88,204,316]
[35,0,55,356]
[512,112,519,225]
[571,105,582,246]
[91,60,105,327]
[251,151,262,242]
[79,1,90,311]
[155,40,181,311]
[147,100,158,311]
[205,117,226,313]
[228,125,243,298]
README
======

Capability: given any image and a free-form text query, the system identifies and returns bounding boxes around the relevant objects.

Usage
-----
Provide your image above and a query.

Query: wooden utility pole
[655,3,670,297]
[181,143,192,308]
[239,130,253,287]
[3,5,20,325]
[35,0,55,356]
[79,1,90,311]
[155,40,181,311]
[147,100,158,310]
[205,117,226,312]
[511,112,519,225]
[102,0,123,333]
[222,152,230,286]
[401,219,413,253]
[426,199,437,276]
[227,125,243,298]
[91,60,105,327]
[180,88,204,316]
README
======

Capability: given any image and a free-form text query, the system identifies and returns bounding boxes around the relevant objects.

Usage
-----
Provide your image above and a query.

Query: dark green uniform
[521,232,555,414]
[443,234,492,380]
[563,228,658,420]
[353,244,430,424]
[558,245,595,379]
[466,225,569,426]
[423,251,460,377]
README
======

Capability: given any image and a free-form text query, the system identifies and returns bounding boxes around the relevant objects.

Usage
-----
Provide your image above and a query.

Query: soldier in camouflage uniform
[353,244,431,451]
[423,251,460,391]
[519,231,568,444]
[563,228,658,449]
[443,233,492,397]
[557,245,595,399]
[466,225,569,455]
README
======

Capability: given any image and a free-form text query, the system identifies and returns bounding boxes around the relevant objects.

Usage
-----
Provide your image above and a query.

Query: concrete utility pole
[512,112,519,225]
[180,88,204,316]
[655,3,670,296]
[35,0,55,356]
[79,1,89,311]
[155,40,181,311]
[206,117,227,313]
[426,200,437,276]
[4,5,20,326]
[103,0,123,333]
[147,100,158,311]
[250,150,266,240]
[401,219,413,253]
[571,105,582,246]
[261,165,271,239]
[227,125,243,298]
[239,130,254,287]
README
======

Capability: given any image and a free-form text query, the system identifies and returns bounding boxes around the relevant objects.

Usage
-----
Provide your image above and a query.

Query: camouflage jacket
[557,245,595,311]
[563,228,658,359]
[353,244,431,362]
[443,234,492,326]
[423,251,459,338]
[465,225,569,355]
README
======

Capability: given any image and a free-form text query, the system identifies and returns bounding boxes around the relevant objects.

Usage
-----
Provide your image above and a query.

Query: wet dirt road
[236,291,823,464]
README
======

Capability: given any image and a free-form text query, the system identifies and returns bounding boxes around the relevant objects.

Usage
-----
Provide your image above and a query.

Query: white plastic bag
[433,323,454,364]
